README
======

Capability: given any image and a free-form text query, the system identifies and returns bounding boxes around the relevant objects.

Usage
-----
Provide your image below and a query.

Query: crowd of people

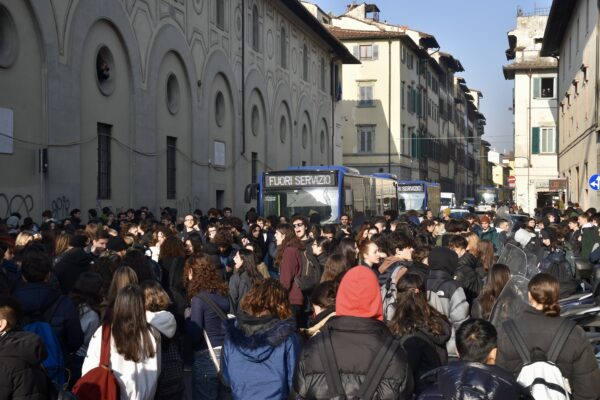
[0,202,599,400]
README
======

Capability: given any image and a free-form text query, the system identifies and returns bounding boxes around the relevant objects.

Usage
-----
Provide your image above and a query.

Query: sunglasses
[293,223,304,228]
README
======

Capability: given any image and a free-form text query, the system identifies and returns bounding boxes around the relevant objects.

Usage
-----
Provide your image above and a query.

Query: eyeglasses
[293,223,304,228]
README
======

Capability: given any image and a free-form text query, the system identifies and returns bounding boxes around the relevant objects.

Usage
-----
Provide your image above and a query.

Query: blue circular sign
[589,174,600,191]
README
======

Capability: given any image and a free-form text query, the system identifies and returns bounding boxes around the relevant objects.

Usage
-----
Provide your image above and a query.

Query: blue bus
[254,166,398,224]
[397,180,441,215]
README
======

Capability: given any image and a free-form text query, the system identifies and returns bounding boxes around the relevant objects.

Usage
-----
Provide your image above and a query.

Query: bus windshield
[476,189,497,205]
[262,187,339,224]
[398,192,425,211]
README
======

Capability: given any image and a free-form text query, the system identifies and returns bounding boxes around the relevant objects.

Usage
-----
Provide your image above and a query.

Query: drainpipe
[388,39,392,172]
[241,0,246,156]
[330,57,337,165]
[527,69,532,213]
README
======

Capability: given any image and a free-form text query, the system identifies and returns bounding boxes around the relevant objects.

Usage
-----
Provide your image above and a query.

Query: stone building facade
[0,0,355,219]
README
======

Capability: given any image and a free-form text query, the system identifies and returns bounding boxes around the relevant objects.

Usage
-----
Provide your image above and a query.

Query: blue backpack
[22,295,66,386]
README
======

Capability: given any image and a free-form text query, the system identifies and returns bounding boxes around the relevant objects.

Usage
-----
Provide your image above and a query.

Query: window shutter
[411,134,417,158]
[372,45,379,60]
[353,45,359,58]
[531,127,540,154]
[533,77,541,98]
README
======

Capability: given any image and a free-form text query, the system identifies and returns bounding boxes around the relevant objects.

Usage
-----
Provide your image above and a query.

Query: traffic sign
[508,176,516,188]
[589,174,600,191]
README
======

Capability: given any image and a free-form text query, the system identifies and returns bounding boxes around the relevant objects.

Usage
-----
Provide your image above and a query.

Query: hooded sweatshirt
[336,265,383,320]
[222,312,299,400]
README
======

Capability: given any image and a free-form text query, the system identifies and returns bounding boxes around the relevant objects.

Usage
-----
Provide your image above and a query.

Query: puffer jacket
[497,307,600,400]
[0,330,49,400]
[417,361,533,400]
[293,316,414,399]
[222,313,300,400]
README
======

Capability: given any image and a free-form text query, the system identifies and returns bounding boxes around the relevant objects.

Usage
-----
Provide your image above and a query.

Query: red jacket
[279,243,305,306]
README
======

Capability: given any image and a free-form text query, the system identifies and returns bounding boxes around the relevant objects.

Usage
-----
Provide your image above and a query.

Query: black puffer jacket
[497,307,600,400]
[293,316,414,399]
[417,361,533,400]
[0,331,49,400]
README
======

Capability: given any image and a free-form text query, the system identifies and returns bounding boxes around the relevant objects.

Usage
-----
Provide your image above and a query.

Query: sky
[317,0,554,153]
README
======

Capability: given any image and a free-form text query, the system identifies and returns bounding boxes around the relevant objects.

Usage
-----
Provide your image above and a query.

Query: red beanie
[336,266,383,321]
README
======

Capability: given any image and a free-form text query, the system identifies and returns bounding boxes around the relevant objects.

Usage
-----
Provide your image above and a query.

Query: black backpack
[295,250,322,292]
[318,327,403,399]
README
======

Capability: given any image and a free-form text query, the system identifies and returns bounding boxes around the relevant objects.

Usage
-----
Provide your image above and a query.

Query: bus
[475,186,512,212]
[397,180,441,215]
[253,166,398,224]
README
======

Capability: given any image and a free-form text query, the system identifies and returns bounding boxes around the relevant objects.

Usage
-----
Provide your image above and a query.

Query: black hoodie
[0,330,49,399]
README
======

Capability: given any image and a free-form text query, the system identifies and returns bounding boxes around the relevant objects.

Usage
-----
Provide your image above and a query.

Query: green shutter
[412,134,418,158]
[532,127,540,154]
[533,77,541,98]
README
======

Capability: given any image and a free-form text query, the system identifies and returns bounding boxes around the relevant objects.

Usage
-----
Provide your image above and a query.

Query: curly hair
[239,278,292,320]
[185,253,228,298]
[159,235,186,259]
[212,227,234,250]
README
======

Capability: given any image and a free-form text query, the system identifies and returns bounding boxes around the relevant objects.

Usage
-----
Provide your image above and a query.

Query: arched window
[252,5,260,51]
[280,27,287,68]
[302,44,308,81]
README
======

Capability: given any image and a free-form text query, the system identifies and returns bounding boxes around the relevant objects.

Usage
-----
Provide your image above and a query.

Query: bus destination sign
[398,184,424,192]
[264,173,337,188]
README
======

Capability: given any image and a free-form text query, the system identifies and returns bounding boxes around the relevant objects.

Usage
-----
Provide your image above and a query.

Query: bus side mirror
[244,184,258,204]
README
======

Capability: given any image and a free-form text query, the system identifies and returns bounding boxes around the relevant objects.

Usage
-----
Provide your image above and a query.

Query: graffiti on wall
[0,193,34,219]
[174,195,202,215]
[51,196,71,220]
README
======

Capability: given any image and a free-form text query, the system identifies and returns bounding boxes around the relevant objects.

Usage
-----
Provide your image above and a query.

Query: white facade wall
[556,0,599,209]
[506,14,559,214]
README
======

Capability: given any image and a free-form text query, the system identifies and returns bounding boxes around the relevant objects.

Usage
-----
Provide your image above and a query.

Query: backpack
[318,326,403,399]
[295,250,321,292]
[503,318,575,400]
[22,295,66,386]
[155,333,184,399]
[72,324,120,400]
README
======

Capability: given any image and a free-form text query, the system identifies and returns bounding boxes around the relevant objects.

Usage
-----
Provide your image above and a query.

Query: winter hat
[107,236,128,252]
[336,266,383,321]
[428,247,459,275]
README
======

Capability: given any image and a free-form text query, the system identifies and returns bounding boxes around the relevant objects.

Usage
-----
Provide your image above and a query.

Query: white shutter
[372,45,379,60]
